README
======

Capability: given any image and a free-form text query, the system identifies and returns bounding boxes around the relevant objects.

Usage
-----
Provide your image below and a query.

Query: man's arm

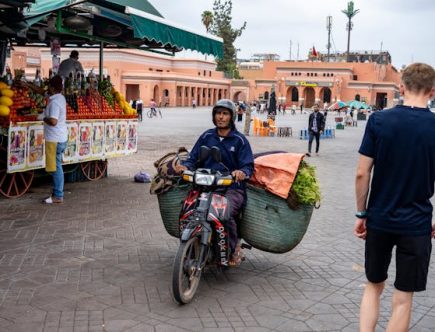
[43,117,58,126]
[354,154,374,239]
[234,139,254,181]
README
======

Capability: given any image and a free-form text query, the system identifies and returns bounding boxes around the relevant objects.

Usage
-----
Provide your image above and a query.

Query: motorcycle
[172,146,250,304]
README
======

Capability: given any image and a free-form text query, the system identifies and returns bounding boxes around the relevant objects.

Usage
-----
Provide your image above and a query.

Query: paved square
[1,108,434,331]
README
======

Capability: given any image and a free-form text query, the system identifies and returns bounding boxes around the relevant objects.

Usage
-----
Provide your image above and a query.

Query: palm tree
[201,11,213,33]
[341,1,360,62]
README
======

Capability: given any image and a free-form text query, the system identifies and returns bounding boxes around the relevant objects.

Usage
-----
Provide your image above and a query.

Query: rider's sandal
[228,246,244,267]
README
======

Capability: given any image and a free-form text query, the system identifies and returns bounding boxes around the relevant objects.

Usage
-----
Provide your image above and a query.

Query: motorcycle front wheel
[172,236,202,304]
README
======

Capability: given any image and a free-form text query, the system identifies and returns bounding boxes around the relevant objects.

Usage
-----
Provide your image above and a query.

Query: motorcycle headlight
[195,174,215,186]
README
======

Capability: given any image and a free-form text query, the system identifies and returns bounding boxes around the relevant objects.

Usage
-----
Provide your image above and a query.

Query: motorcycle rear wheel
[172,237,202,304]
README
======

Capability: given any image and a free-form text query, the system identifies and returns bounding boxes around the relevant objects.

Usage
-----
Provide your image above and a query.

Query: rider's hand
[175,164,187,174]
[231,170,246,182]
[432,223,435,239]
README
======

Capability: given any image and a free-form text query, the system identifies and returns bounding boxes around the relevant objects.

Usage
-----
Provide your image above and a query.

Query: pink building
[234,61,402,109]
[9,48,402,110]
[9,47,231,107]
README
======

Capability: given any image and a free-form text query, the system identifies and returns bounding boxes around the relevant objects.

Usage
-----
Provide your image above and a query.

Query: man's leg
[388,234,432,331]
[360,281,385,332]
[315,132,320,153]
[224,189,245,254]
[386,290,413,332]
[361,229,395,331]
[52,142,66,199]
[308,131,314,154]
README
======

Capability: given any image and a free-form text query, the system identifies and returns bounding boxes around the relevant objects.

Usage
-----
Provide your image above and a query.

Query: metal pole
[99,41,103,80]
[326,16,332,62]
[297,42,299,61]
[346,17,351,62]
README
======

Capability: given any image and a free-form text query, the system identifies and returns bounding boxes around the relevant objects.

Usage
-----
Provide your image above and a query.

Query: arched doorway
[304,87,315,108]
[153,85,159,103]
[233,91,246,103]
[162,89,169,107]
[286,87,292,103]
[264,91,269,101]
[291,87,299,103]
[320,87,331,104]
[355,94,361,101]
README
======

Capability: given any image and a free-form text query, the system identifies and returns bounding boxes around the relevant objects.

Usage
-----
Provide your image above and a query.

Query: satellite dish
[63,15,91,30]
[98,24,122,37]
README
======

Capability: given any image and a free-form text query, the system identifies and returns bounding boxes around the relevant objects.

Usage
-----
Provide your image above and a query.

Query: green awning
[105,0,162,18]
[127,7,223,57]
[23,0,69,26]
[21,0,223,57]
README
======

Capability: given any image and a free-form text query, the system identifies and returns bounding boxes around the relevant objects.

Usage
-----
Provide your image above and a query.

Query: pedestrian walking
[306,103,325,157]
[192,98,196,108]
[136,98,143,121]
[243,103,252,136]
[354,63,435,332]
[237,103,244,122]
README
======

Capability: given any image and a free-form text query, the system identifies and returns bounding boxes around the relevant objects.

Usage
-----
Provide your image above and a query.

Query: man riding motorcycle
[175,99,254,266]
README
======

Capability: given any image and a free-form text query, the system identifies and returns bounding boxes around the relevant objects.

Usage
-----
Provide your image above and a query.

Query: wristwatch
[355,211,368,218]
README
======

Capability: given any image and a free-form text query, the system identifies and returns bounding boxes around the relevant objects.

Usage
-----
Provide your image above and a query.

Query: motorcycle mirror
[198,146,210,163]
[210,146,222,163]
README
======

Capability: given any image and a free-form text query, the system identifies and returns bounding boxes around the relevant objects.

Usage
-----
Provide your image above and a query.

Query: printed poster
[27,124,45,168]
[104,121,116,155]
[63,122,78,162]
[78,123,92,160]
[7,126,27,171]
[127,121,138,152]
[116,121,128,153]
[92,122,104,157]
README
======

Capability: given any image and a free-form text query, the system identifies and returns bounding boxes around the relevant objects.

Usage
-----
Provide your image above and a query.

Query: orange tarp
[250,153,305,199]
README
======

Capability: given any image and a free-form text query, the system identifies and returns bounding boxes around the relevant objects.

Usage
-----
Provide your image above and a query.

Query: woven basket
[157,184,191,238]
[240,185,314,253]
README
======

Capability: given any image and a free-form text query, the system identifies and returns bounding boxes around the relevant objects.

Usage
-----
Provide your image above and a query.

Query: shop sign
[286,81,333,88]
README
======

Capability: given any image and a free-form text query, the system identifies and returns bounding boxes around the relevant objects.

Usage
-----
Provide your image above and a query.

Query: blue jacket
[182,128,254,190]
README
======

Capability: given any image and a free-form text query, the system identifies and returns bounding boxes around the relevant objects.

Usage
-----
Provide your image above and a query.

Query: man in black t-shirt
[354,63,435,331]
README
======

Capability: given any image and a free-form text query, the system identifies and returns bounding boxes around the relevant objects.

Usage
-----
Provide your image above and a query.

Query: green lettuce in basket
[290,161,321,207]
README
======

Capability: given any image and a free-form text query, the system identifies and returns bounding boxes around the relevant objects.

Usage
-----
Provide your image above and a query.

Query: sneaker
[305,153,311,157]
[43,196,64,204]
[316,153,319,156]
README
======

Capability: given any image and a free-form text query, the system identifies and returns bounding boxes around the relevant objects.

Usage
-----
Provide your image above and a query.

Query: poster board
[104,121,116,156]
[116,121,128,153]
[127,121,138,153]
[6,119,138,173]
[7,126,27,171]
[92,122,104,157]
[63,122,78,162]
[27,124,45,169]
[78,122,92,160]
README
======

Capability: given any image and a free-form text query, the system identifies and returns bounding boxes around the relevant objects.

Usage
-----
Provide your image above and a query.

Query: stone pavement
[0,108,434,332]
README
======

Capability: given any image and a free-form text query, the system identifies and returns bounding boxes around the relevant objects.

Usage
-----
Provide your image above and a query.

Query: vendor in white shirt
[58,50,84,79]
[43,75,68,204]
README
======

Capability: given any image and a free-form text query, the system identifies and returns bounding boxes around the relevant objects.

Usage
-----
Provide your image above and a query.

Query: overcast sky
[154,0,434,68]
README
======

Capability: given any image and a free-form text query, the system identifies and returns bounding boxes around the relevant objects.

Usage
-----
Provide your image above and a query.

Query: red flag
[312,46,318,57]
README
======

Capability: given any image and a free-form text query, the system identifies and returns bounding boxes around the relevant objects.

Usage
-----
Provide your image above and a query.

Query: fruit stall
[0,0,223,198]
[0,72,138,198]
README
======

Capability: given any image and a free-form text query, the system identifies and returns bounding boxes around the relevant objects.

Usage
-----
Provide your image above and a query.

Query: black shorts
[365,228,432,292]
